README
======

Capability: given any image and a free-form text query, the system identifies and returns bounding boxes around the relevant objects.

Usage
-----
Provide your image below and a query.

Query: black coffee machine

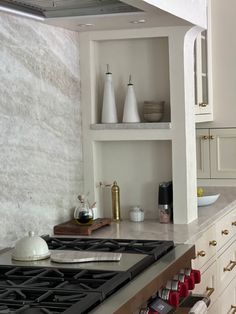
[158,181,173,223]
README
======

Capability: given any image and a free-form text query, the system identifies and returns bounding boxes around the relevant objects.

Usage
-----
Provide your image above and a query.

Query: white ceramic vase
[122,76,140,123]
[101,67,118,123]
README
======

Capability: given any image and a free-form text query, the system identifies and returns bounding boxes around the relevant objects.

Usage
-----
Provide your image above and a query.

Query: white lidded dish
[129,206,144,222]
[12,231,50,261]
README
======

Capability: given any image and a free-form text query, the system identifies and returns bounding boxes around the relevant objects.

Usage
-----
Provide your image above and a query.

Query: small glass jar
[129,206,144,222]
[74,195,93,225]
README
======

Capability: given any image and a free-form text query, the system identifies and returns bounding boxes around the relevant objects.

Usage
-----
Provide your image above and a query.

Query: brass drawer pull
[205,287,214,297]
[209,240,217,246]
[223,260,236,272]
[222,229,229,235]
[210,135,215,140]
[199,102,208,107]
[232,221,236,226]
[201,135,209,140]
[197,250,206,257]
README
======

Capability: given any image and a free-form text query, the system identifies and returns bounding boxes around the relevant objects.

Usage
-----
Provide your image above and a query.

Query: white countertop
[83,187,236,244]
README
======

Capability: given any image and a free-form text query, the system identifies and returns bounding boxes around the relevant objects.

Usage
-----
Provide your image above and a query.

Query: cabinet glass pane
[201,31,208,74]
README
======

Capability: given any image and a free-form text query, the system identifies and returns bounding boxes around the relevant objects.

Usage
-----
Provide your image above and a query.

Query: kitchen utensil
[50,250,122,263]
[12,231,50,261]
[74,194,94,225]
[101,64,118,123]
[158,181,173,223]
[122,75,140,123]
[197,194,220,206]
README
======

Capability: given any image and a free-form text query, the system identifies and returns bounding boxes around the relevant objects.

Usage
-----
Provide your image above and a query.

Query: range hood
[0,0,206,31]
[0,0,142,19]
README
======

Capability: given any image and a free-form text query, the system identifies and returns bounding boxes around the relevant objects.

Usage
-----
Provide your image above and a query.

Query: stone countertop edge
[73,187,236,244]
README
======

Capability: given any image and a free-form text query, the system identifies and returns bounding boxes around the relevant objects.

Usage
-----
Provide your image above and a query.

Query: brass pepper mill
[111,181,121,221]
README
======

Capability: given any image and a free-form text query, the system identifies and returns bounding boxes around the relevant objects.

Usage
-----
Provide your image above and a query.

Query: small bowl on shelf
[197,194,220,207]
[143,101,164,122]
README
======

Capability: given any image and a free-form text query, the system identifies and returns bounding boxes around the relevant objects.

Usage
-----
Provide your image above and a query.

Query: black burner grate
[44,237,174,261]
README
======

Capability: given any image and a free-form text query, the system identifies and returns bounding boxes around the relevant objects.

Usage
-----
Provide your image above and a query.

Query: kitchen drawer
[217,239,236,293]
[214,275,236,314]
[215,208,236,250]
[193,261,218,305]
[191,225,217,269]
[208,300,219,314]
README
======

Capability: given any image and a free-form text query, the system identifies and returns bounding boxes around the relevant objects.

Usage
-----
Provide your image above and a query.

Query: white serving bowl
[12,231,50,261]
[197,194,220,207]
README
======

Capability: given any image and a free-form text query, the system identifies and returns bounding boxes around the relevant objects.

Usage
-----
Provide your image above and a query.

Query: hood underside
[0,0,143,19]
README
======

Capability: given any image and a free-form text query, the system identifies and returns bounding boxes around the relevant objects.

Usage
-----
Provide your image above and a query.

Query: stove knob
[165,280,189,298]
[192,269,201,284]
[179,281,189,297]
[173,274,189,291]
[179,269,195,290]
[169,290,179,307]
[158,288,179,307]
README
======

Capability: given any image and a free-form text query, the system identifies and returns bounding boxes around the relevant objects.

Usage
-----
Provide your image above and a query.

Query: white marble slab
[0,12,83,248]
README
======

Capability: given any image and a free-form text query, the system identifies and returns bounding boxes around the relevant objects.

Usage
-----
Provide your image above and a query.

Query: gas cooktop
[0,236,186,313]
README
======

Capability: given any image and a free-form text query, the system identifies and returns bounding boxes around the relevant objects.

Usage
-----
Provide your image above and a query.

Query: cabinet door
[215,275,236,314]
[193,261,218,305]
[217,240,236,293]
[196,129,210,178]
[210,128,236,178]
[192,224,216,269]
[194,31,211,116]
[194,0,213,122]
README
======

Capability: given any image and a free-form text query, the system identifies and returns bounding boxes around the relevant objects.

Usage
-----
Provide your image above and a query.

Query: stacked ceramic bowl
[143,101,165,122]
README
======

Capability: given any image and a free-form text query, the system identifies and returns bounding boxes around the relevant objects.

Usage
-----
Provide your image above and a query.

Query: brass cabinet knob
[223,260,236,272]
[205,287,215,297]
[222,229,229,235]
[197,250,206,257]
[209,135,215,140]
[232,221,236,226]
[199,102,208,107]
[201,135,208,140]
[209,240,217,246]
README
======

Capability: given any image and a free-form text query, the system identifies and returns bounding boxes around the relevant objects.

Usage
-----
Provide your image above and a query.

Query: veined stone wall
[0,13,83,247]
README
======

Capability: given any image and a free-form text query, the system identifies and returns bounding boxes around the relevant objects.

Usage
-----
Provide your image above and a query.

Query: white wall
[198,0,236,127]
[0,13,83,247]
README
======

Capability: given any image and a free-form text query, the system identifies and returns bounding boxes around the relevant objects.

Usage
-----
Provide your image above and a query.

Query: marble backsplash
[0,13,83,247]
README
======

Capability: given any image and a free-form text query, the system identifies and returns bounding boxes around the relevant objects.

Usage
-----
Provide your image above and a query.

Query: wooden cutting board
[53,218,112,236]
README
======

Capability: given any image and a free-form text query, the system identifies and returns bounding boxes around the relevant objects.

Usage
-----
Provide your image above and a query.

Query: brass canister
[111,181,121,221]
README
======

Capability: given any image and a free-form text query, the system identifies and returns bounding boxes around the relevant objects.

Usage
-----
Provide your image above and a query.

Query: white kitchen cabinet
[79,26,202,224]
[196,128,236,179]
[194,0,213,123]
[213,275,236,314]
[191,205,236,314]
[196,129,210,178]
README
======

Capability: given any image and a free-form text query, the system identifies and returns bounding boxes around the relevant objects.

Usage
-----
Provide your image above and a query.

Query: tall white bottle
[101,64,118,123]
[122,75,140,123]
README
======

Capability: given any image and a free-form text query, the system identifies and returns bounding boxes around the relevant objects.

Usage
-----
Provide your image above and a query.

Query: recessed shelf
[90,122,171,130]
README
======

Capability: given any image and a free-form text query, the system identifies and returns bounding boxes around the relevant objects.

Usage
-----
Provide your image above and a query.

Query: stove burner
[0,237,175,313]
[0,267,130,299]
[44,237,174,261]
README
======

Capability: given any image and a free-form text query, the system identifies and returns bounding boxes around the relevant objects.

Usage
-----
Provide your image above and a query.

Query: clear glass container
[74,195,94,225]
